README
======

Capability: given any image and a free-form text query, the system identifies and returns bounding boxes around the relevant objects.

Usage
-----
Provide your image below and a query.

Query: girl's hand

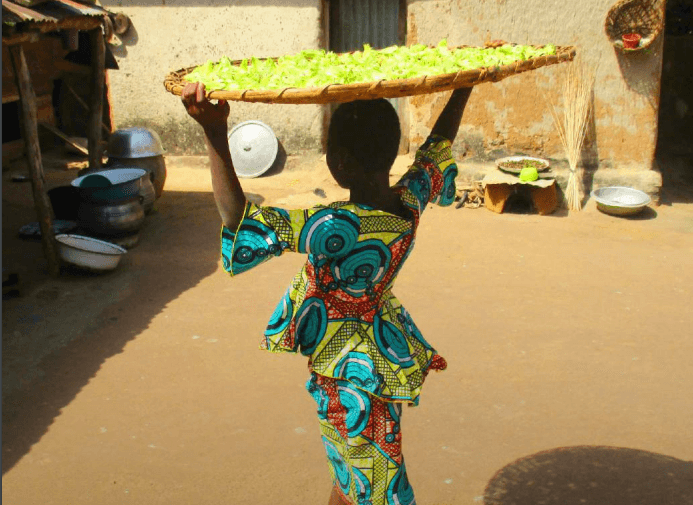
[181,82,230,131]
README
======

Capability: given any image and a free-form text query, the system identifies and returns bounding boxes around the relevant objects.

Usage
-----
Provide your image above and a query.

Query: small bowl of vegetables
[496,156,551,175]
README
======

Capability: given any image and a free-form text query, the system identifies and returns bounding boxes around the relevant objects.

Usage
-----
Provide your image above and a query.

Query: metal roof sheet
[2,0,107,26]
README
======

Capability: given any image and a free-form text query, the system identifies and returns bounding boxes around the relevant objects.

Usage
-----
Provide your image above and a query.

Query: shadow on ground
[2,189,223,475]
[484,445,693,505]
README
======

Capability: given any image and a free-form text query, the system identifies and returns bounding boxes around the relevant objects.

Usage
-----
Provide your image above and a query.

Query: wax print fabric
[220,135,457,405]
[307,372,415,505]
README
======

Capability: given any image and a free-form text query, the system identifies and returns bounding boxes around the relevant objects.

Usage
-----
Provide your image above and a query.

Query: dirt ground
[2,151,693,505]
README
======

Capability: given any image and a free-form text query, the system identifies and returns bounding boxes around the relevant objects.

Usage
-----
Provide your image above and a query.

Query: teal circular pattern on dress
[374,314,415,369]
[399,308,433,350]
[265,289,293,337]
[331,240,391,297]
[323,437,351,495]
[388,463,415,505]
[232,221,278,272]
[352,467,372,504]
[298,208,360,258]
[306,376,329,420]
[337,381,371,437]
[437,164,459,206]
[387,401,402,424]
[296,297,328,356]
[402,167,431,209]
[335,352,380,395]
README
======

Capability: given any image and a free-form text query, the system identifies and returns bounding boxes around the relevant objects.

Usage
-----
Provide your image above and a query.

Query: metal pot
[78,195,145,236]
[108,155,167,199]
[140,175,156,214]
[106,127,164,158]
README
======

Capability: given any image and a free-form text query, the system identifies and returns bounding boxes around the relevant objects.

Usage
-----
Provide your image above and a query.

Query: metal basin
[72,168,147,203]
[106,127,164,158]
[591,186,651,216]
[107,156,167,199]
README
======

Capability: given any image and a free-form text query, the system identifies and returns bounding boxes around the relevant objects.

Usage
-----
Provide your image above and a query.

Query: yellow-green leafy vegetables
[184,40,557,91]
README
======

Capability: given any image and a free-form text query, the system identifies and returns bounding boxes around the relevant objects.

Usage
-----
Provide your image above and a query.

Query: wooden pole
[9,43,61,277]
[65,82,110,134]
[88,26,106,170]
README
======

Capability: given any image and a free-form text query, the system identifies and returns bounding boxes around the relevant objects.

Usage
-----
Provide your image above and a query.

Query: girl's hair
[327,99,401,173]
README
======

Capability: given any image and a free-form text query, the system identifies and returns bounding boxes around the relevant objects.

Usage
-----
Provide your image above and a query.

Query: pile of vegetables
[184,40,557,91]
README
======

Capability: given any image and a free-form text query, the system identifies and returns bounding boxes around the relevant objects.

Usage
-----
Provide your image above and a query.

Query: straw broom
[546,60,596,211]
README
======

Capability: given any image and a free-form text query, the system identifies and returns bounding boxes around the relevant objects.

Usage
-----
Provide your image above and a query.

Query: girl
[182,82,473,505]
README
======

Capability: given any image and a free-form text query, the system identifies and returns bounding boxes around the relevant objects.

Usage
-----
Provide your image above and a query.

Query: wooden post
[88,26,106,170]
[9,43,61,277]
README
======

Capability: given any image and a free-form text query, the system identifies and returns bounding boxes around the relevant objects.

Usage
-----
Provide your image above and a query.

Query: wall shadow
[1,188,226,475]
[484,445,693,505]
[580,89,599,207]
[614,39,664,110]
[109,18,139,59]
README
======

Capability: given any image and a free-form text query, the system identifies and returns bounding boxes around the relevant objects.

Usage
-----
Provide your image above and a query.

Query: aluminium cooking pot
[106,127,164,158]
[78,195,145,236]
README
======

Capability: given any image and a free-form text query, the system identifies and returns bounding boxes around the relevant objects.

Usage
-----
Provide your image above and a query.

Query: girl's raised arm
[181,82,247,230]
[430,86,473,144]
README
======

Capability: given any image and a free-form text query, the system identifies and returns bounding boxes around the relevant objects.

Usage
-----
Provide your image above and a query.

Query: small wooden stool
[484,180,558,215]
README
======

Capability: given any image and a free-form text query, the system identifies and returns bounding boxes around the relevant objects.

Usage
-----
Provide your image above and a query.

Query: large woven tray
[164,45,577,104]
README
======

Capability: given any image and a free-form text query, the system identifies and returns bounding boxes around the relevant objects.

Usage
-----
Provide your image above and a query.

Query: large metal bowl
[71,168,147,202]
[590,186,651,216]
[106,127,164,158]
[55,234,127,272]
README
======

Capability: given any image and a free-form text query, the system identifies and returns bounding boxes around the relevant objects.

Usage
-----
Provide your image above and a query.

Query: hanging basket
[604,0,664,52]
[163,45,577,105]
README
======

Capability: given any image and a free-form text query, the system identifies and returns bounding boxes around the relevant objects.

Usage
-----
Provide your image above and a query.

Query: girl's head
[326,99,401,188]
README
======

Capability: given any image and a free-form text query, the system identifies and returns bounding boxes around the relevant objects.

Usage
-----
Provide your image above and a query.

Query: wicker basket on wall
[605,0,665,51]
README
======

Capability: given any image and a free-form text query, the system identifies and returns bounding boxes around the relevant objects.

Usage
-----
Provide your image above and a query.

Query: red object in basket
[622,33,641,49]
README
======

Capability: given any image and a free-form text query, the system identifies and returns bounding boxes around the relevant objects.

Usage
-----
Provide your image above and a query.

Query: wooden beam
[1,31,40,46]
[65,82,110,134]
[88,26,105,170]
[39,121,89,156]
[9,43,61,277]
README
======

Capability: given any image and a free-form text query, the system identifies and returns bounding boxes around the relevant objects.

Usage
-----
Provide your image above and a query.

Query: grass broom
[546,60,596,211]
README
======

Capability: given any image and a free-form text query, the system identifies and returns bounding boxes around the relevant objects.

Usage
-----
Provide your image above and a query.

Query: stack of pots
[73,126,166,249]
[103,127,167,200]
[72,168,149,249]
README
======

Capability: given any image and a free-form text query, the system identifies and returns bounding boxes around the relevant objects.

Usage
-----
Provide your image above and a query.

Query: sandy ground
[2,152,693,505]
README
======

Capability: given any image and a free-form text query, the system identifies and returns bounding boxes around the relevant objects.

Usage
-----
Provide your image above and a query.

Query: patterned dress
[220,135,457,505]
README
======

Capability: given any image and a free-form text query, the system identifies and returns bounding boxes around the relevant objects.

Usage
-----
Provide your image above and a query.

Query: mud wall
[407,0,664,177]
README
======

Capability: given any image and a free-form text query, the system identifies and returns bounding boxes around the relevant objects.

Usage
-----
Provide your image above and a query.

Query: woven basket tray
[604,0,664,51]
[164,45,577,104]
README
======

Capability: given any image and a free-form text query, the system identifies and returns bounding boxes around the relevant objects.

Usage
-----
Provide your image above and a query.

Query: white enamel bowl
[55,234,128,271]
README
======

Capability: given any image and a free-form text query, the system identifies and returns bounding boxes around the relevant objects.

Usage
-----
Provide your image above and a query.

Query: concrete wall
[407,0,664,193]
[103,0,325,155]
